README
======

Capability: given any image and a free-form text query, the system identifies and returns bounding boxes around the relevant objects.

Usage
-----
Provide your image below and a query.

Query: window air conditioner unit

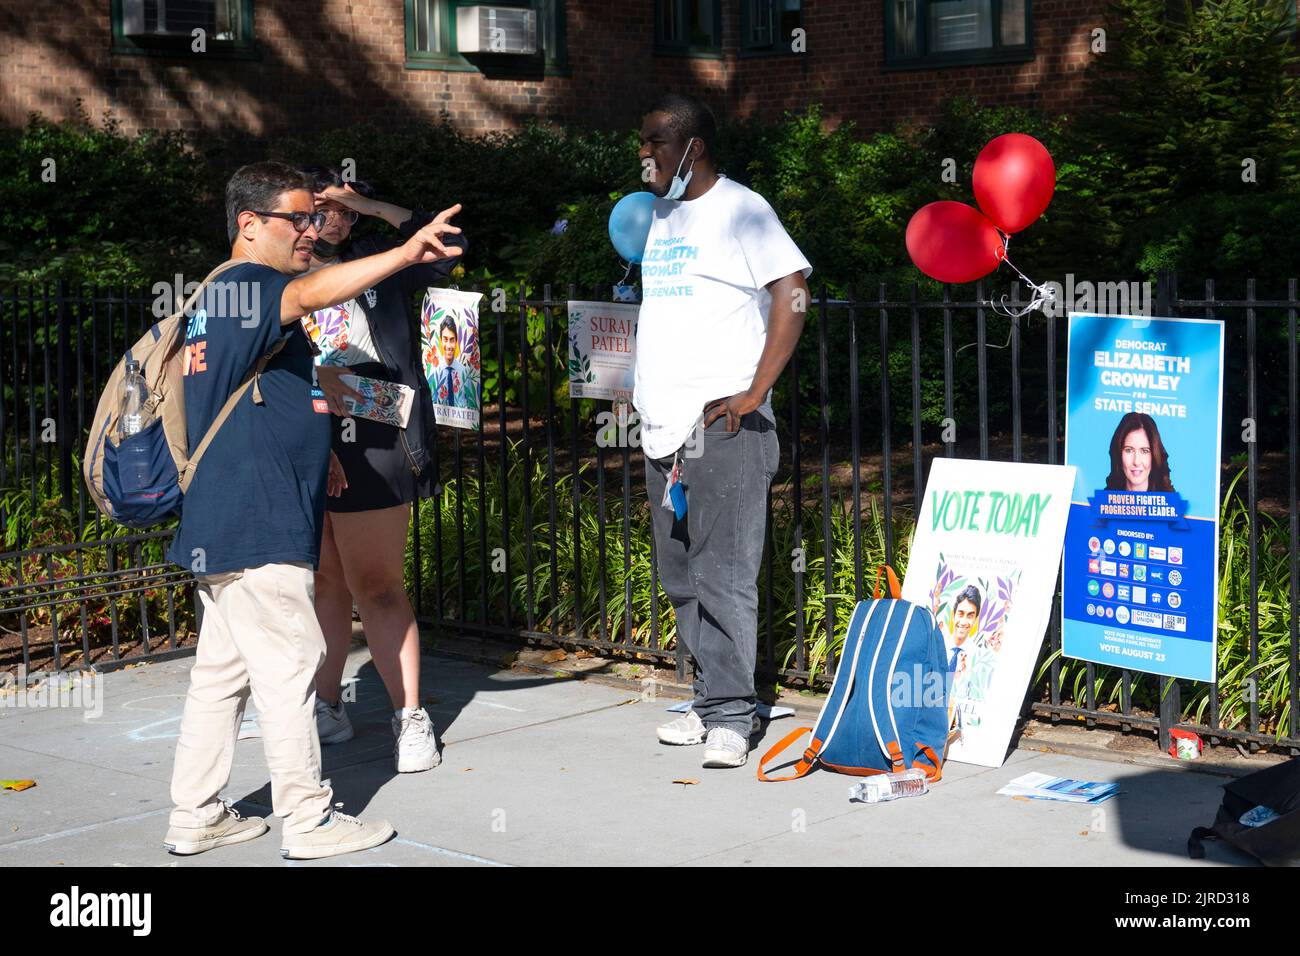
[122,0,214,37]
[456,5,539,55]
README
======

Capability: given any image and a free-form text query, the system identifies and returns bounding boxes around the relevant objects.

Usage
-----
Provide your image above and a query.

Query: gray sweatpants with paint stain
[645,410,779,736]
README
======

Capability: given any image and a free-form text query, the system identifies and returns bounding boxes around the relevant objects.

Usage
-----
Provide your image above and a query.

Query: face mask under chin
[665,138,697,201]
[312,237,344,259]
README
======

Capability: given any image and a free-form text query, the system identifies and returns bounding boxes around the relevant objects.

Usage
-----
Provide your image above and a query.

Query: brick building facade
[1,1,1103,139]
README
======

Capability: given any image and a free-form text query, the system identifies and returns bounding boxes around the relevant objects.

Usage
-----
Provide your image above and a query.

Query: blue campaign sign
[1062,312,1224,682]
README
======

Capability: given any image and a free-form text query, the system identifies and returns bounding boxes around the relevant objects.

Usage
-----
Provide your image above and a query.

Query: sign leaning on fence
[566,301,638,401]
[421,288,482,431]
[901,457,1076,768]
[1062,312,1225,683]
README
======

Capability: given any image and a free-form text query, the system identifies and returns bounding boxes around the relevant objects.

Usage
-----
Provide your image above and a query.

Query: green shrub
[0,105,218,284]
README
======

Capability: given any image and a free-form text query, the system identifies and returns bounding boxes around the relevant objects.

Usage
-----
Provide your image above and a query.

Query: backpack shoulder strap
[873,565,902,599]
[757,726,820,782]
[177,334,290,494]
[185,259,246,312]
[151,258,247,373]
[1188,826,1217,860]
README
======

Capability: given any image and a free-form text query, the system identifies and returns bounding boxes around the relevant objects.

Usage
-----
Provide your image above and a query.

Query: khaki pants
[169,562,334,835]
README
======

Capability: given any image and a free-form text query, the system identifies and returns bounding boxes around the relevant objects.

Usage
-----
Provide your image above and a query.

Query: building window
[886,0,1032,67]
[654,0,723,55]
[111,0,257,58]
[741,0,802,53]
[410,0,449,54]
[405,0,567,73]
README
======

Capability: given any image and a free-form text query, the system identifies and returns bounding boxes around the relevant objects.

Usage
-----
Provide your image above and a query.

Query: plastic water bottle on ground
[117,360,152,494]
[848,768,929,804]
[1239,805,1280,828]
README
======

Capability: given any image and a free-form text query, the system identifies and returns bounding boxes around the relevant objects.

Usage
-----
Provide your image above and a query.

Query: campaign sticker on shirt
[311,385,329,414]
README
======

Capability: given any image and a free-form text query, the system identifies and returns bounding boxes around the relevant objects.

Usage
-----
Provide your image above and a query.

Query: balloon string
[990,235,1056,318]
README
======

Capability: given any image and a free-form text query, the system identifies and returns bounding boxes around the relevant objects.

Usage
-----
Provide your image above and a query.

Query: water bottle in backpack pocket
[99,360,184,527]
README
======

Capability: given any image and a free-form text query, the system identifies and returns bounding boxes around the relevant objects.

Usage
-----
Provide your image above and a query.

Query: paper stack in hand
[340,374,415,429]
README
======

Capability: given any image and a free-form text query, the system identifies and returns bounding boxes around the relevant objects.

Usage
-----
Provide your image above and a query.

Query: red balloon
[905,202,1005,284]
[972,133,1056,234]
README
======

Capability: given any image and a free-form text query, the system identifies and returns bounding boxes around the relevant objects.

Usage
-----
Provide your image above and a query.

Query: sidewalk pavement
[0,645,1258,867]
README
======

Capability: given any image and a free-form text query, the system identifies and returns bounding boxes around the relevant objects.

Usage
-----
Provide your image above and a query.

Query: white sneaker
[280,804,395,860]
[702,726,749,768]
[315,695,354,745]
[164,802,268,855]
[657,709,707,745]
[659,710,761,745]
[392,707,441,773]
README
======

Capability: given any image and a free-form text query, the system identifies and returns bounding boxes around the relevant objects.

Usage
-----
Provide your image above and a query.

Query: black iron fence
[2,277,1297,756]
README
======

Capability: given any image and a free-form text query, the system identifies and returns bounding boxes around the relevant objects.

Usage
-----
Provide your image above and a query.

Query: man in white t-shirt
[633,94,811,769]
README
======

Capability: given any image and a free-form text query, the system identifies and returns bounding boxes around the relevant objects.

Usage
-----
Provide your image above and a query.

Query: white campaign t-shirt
[632,175,812,460]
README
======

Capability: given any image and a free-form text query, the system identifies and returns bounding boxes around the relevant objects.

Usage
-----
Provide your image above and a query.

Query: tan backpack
[83,258,289,527]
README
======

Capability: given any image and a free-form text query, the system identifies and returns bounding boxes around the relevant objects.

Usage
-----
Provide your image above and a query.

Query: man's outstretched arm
[278,204,462,324]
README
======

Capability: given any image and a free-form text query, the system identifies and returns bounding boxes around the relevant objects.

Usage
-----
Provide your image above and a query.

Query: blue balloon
[608,192,656,263]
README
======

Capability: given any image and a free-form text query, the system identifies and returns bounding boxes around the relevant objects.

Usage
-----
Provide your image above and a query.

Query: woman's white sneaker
[163,802,268,855]
[280,804,395,860]
[392,706,441,772]
[315,695,354,744]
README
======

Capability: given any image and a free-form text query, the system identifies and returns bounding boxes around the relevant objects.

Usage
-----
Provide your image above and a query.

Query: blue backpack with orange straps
[759,567,951,782]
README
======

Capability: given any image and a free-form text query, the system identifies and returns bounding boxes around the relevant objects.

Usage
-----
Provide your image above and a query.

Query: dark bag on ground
[1188,756,1300,866]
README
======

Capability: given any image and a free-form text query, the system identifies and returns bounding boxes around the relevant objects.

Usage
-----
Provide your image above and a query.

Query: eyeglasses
[321,208,360,225]
[250,210,327,233]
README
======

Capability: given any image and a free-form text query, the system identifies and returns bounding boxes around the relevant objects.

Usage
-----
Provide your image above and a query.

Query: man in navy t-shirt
[163,162,462,861]
[166,260,330,574]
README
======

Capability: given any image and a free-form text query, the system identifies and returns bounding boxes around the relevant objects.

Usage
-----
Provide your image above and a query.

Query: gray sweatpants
[645,411,779,736]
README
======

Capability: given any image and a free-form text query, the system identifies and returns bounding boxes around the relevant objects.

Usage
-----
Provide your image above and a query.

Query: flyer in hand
[339,374,414,429]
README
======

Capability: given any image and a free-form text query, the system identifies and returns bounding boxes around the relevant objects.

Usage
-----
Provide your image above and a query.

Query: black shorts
[326,362,434,514]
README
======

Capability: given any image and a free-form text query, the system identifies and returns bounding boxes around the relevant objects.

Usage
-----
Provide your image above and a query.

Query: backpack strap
[177,335,289,495]
[913,743,943,782]
[1187,826,1216,860]
[155,258,247,369]
[873,565,902,599]
[757,726,820,782]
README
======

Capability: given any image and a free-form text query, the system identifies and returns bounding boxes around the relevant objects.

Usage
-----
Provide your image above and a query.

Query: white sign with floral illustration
[901,457,1076,767]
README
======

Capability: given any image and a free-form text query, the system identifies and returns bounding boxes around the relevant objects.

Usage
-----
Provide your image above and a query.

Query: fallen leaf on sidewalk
[672,778,699,786]
[1,780,35,792]
[541,649,568,664]
[1011,795,1030,802]
[574,650,595,659]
